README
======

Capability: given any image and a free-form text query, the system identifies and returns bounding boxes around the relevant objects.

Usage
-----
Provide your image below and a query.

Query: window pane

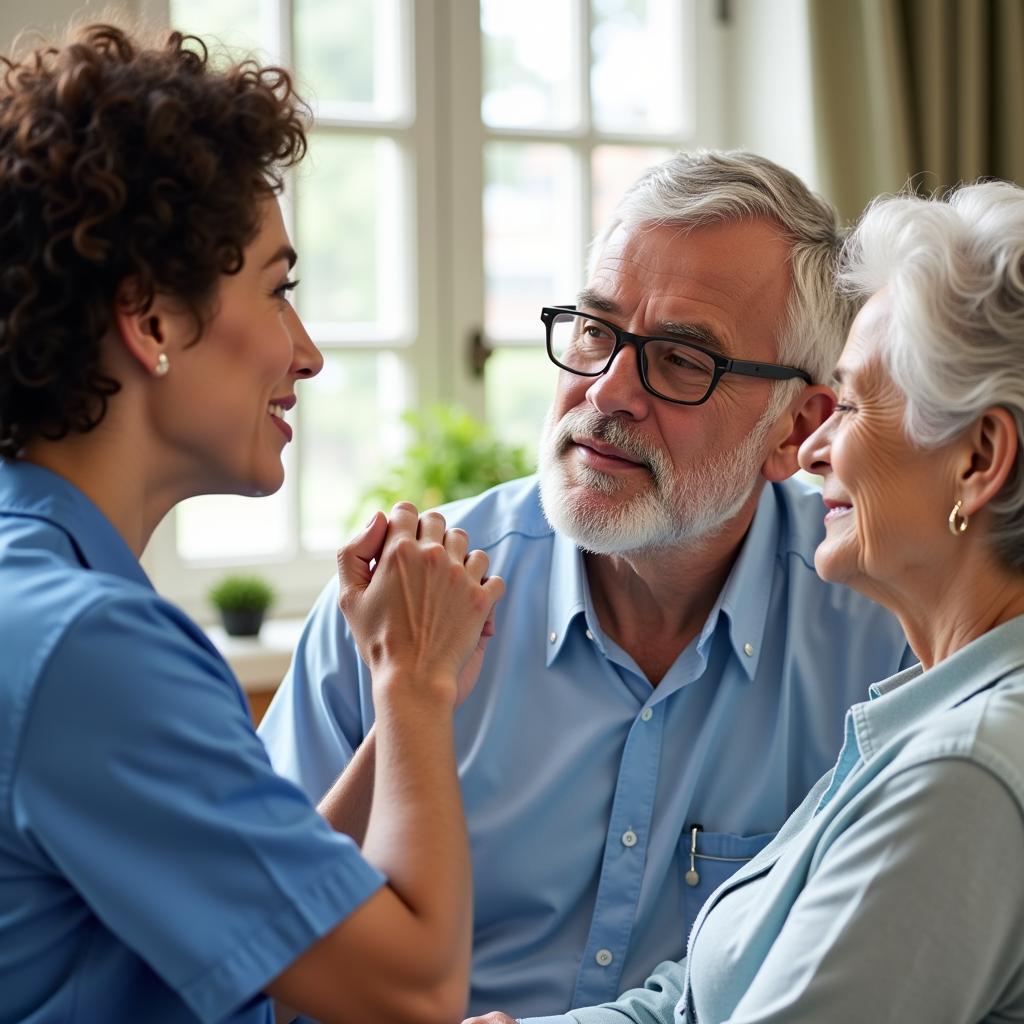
[169,0,274,62]
[294,0,404,117]
[591,0,693,134]
[299,351,407,549]
[591,144,674,236]
[486,348,553,456]
[485,142,579,339]
[481,0,578,129]
[177,487,291,562]
[295,134,406,332]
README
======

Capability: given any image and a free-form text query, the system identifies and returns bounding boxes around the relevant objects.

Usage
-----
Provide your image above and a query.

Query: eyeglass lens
[548,310,715,402]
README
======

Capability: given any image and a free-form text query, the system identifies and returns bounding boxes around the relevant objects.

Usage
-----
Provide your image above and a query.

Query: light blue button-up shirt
[0,460,385,1023]
[556,614,1024,1024]
[260,475,911,1019]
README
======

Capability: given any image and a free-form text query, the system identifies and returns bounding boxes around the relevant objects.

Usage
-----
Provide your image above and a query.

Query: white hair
[590,149,851,394]
[841,180,1024,571]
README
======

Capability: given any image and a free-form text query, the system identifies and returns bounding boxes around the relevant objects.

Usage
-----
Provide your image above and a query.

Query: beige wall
[1,0,148,55]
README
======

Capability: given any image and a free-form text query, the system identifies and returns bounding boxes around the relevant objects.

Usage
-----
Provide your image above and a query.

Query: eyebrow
[263,245,298,271]
[575,288,726,352]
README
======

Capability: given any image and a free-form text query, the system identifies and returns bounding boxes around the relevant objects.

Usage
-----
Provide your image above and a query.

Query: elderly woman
[0,24,502,1024]
[471,181,1024,1024]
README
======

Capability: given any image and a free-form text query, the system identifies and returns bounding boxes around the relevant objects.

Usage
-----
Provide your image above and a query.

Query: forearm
[317,725,376,845]
[362,684,472,984]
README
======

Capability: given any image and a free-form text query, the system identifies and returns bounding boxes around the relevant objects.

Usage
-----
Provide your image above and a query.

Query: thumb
[337,511,388,594]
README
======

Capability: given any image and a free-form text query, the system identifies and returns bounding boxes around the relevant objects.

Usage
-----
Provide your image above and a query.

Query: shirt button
[595,948,614,967]
[549,631,557,644]
[640,707,653,722]
[585,629,594,640]
[743,642,754,657]
[621,829,638,847]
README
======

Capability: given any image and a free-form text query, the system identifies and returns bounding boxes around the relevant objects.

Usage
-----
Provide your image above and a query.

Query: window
[478,0,709,451]
[140,0,724,618]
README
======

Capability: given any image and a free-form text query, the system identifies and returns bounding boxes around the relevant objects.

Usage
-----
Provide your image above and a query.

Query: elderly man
[259,150,911,1020]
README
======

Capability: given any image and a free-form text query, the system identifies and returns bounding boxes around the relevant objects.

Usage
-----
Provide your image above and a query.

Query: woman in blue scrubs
[0,23,503,1024]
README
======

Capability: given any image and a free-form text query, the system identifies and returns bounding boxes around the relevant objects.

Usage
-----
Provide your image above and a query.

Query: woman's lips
[823,498,853,522]
[269,412,293,442]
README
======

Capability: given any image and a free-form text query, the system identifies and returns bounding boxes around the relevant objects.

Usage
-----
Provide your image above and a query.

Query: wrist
[372,669,459,713]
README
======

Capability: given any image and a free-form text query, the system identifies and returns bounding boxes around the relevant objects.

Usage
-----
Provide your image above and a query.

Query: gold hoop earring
[948,499,969,536]
[154,353,170,377]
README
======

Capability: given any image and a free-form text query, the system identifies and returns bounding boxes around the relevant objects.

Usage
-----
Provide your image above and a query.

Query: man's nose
[585,345,649,420]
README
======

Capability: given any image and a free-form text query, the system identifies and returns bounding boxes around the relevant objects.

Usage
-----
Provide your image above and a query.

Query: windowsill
[204,617,305,693]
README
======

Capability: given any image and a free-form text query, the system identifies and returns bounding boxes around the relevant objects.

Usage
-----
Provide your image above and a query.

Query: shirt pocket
[679,828,776,941]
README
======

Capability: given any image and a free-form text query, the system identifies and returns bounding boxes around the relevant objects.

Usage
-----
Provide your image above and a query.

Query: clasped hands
[337,502,505,707]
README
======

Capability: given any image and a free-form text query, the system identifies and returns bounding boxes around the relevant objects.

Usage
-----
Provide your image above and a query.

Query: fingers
[461,1014,518,1024]
[480,605,497,639]
[381,501,420,553]
[443,526,469,563]
[336,511,388,596]
[416,510,447,545]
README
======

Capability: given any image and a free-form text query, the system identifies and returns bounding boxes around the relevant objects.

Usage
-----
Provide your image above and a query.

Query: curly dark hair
[0,23,309,458]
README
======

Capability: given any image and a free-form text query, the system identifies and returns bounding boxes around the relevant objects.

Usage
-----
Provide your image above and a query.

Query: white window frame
[137,0,733,621]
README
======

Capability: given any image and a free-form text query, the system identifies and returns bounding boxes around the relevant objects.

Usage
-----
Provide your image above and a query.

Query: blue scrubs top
[0,459,385,1023]
[259,475,912,1018]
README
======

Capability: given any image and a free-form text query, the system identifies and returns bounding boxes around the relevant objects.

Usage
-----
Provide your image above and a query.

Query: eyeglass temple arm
[726,358,812,384]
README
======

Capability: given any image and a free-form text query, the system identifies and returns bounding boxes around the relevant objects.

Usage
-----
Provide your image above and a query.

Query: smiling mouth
[823,501,853,521]
[268,403,293,442]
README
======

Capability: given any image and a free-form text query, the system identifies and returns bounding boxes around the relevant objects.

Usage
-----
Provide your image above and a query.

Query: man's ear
[960,406,1019,517]
[762,385,835,483]
[111,279,174,377]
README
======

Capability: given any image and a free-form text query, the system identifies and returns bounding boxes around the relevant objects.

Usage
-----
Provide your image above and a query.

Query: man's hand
[463,1014,518,1024]
[337,503,505,708]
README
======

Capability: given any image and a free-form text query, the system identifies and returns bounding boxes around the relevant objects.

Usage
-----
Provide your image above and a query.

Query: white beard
[537,405,774,555]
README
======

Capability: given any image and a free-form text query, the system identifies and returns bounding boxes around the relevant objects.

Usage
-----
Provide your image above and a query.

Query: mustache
[550,409,665,477]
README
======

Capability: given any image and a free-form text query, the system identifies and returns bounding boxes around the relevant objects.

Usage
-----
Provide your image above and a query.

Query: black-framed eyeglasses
[541,305,812,406]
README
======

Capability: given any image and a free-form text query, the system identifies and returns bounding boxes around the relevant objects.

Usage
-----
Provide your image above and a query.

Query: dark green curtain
[807,0,1024,221]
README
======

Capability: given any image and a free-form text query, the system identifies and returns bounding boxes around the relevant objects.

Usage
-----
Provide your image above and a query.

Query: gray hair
[841,180,1024,572]
[590,149,851,403]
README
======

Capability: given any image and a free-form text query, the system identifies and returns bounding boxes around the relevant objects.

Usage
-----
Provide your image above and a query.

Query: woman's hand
[462,1013,518,1024]
[337,502,505,709]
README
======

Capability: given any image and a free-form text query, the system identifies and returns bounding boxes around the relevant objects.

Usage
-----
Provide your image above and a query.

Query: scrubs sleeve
[14,593,386,1024]
[725,758,1024,1024]
[259,574,369,802]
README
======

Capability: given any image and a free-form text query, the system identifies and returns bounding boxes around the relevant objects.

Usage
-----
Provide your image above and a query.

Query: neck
[24,400,180,559]
[863,535,1024,671]
[584,495,760,685]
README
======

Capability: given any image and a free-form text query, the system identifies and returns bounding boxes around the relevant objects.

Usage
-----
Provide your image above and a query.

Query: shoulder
[432,475,552,551]
[769,476,827,569]
[302,476,553,632]
[759,480,910,678]
[0,532,137,704]
[769,478,904,625]
[5,558,232,714]
[2,563,242,802]
[901,675,1024,809]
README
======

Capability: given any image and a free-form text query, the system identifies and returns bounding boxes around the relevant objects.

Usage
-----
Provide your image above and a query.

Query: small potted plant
[208,574,276,637]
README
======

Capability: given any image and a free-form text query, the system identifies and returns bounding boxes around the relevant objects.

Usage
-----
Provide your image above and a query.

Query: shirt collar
[852,613,1024,761]
[544,483,782,676]
[0,458,152,589]
[716,484,780,680]
[546,530,592,666]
